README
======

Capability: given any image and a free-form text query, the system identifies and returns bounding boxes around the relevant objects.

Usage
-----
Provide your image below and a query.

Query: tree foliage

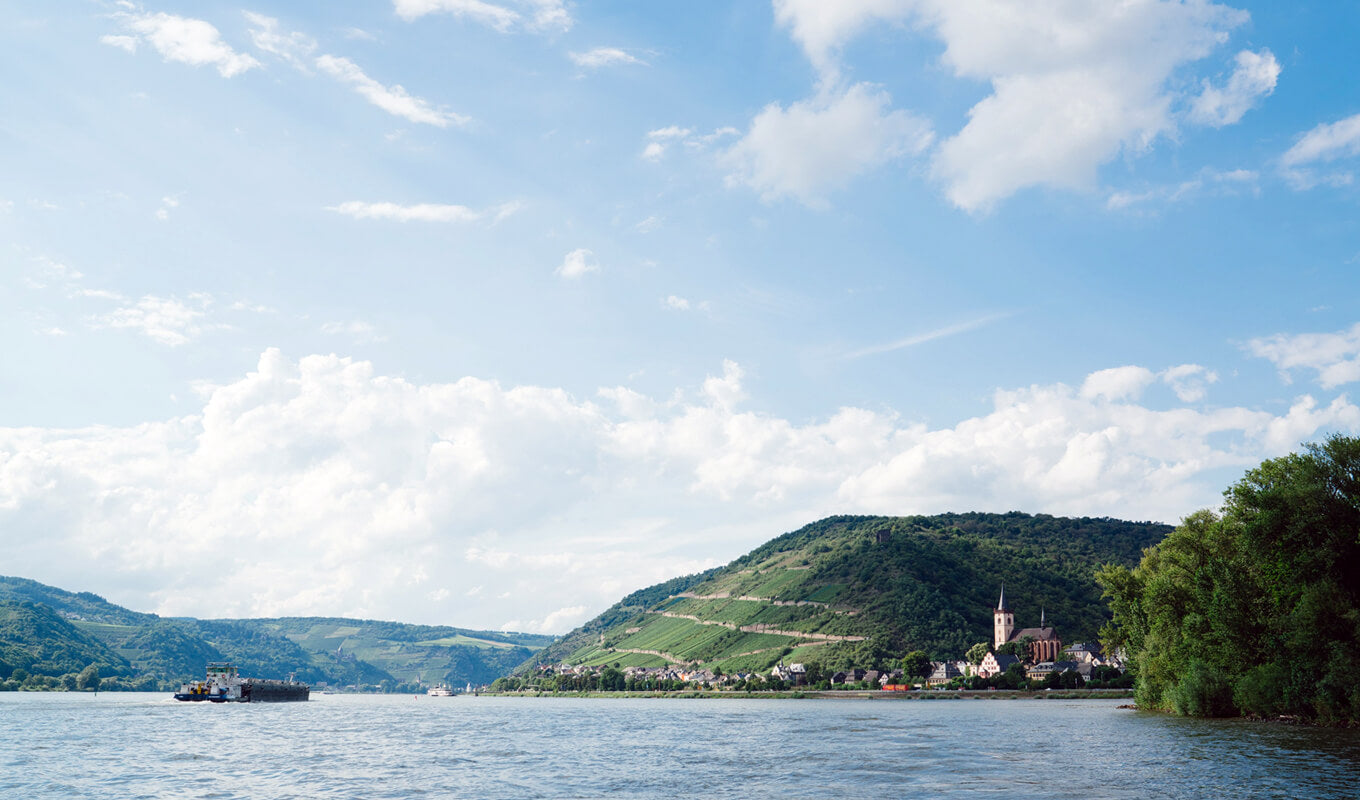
[1098,435,1360,723]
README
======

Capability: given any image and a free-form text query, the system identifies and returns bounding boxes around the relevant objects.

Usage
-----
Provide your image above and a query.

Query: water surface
[3,694,1357,798]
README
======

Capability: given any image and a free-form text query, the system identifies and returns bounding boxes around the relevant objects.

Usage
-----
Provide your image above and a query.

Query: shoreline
[478,688,1136,700]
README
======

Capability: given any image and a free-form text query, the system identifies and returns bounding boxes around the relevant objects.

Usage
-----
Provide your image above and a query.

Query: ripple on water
[4,695,1360,798]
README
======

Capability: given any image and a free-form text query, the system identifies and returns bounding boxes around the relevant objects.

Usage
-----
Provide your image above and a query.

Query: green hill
[0,575,554,691]
[0,601,133,681]
[525,512,1170,675]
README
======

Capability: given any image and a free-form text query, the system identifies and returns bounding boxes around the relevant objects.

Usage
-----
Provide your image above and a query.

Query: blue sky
[3,0,1360,633]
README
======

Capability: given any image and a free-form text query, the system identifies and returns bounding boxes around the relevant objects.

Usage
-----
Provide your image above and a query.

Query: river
[3,693,1357,798]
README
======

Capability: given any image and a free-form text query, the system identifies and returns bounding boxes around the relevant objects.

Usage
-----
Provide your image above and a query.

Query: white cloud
[2,351,1356,631]
[114,11,260,77]
[1080,364,1218,403]
[774,0,1256,212]
[244,11,318,70]
[1247,323,1360,389]
[316,55,468,128]
[1106,166,1259,211]
[634,215,662,233]
[724,83,933,206]
[97,293,219,347]
[327,200,501,223]
[321,320,387,344]
[154,195,180,222]
[640,126,738,162]
[1280,113,1360,190]
[846,313,1008,359]
[665,295,690,311]
[557,248,600,279]
[570,47,646,69]
[1188,48,1279,127]
[1080,366,1157,402]
[1161,364,1218,403]
[772,0,913,82]
[392,0,571,33]
[100,34,139,54]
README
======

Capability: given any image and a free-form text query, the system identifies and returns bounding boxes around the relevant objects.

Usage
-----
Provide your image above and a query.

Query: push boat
[174,662,310,703]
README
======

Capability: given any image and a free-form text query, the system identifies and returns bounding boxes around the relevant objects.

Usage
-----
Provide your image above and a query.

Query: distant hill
[524,513,1170,675]
[0,576,554,691]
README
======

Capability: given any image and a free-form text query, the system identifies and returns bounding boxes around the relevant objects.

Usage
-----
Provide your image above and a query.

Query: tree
[965,642,990,665]
[900,651,932,682]
[1098,435,1360,723]
[77,664,100,692]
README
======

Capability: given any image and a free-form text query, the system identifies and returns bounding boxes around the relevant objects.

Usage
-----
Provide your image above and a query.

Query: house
[1026,661,1080,681]
[993,585,1063,663]
[926,661,963,687]
[977,652,1021,679]
[1064,642,1103,664]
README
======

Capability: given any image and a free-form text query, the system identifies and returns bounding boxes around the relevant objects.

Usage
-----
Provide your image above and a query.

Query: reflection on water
[3,694,1358,799]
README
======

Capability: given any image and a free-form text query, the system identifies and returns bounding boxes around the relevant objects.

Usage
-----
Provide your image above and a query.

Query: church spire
[1041,607,1046,628]
[997,583,1008,611]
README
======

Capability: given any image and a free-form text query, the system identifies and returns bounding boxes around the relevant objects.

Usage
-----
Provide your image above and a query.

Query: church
[993,585,1062,663]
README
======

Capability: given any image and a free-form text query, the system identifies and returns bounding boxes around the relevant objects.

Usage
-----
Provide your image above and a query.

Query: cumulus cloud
[724,83,933,206]
[1280,113,1360,190]
[392,0,571,33]
[2,351,1356,631]
[316,55,468,127]
[569,47,646,69]
[1247,323,1360,389]
[557,248,600,279]
[773,0,1258,212]
[111,11,260,77]
[1188,48,1279,127]
[1081,364,1218,403]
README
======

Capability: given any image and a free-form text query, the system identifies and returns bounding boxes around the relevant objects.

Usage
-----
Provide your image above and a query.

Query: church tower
[993,585,1014,649]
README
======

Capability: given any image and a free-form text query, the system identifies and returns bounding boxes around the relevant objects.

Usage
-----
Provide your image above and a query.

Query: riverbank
[479,688,1136,700]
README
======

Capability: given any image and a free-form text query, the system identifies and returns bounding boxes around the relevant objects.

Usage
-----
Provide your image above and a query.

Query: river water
[3,693,1357,798]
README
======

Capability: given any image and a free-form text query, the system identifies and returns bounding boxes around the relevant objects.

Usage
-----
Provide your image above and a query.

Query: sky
[3,0,1360,635]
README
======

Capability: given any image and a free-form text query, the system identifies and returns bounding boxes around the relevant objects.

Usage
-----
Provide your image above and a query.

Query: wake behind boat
[174,662,309,703]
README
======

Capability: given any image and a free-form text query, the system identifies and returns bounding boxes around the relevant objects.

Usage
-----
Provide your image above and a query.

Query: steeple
[1040,607,1046,629]
[993,584,1015,649]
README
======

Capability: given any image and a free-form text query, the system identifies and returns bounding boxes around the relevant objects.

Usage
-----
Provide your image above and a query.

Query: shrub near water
[1099,435,1360,724]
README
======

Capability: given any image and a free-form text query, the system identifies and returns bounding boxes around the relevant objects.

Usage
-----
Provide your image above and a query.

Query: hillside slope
[0,576,553,690]
[527,513,1169,674]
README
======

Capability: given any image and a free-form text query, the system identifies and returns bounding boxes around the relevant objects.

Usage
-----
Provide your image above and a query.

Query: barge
[174,662,309,703]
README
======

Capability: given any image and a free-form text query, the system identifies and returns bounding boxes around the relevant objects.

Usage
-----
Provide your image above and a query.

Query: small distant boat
[426,684,454,697]
[174,662,309,703]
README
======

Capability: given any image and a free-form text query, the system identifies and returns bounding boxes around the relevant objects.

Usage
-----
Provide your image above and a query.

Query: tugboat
[174,662,310,703]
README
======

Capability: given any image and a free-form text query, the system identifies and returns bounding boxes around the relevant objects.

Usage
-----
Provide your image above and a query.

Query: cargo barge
[174,662,309,703]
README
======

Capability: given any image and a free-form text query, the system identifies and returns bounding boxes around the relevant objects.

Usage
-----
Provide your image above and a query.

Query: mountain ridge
[0,575,554,691]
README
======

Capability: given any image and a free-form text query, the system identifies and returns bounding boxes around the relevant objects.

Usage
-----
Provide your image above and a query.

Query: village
[490,588,1131,694]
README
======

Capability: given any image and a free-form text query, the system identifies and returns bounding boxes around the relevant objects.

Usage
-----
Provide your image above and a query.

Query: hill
[525,512,1170,675]
[0,576,554,691]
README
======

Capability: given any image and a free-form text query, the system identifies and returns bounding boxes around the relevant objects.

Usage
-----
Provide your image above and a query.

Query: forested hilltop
[0,576,553,692]
[523,512,1169,677]
[1100,435,1360,724]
